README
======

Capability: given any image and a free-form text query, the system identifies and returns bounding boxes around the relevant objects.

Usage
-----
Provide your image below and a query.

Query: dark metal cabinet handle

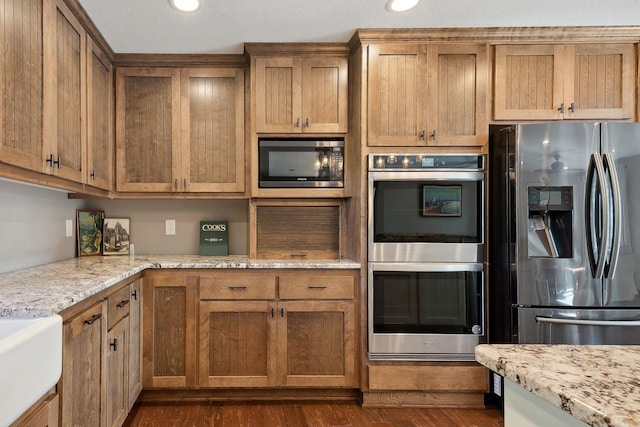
[90,170,96,179]
[420,130,426,140]
[45,154,60,168]
[304,118,310,128]
[430,130,437,140]
[110,338,118,351]
[132,290,138,300]
[308,285,327,289]
[568,102,575,113]
[116,299,129,308]
[291,252,307,258]
[83,313,102,325]
[280,308,284,318]
[228,286,247,290]
[558,103,564,113]
[294,118,300,128]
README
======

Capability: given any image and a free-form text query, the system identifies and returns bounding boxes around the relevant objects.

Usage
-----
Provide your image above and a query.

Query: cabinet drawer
[200,276,276,300]
[108,285,131,330]
[279,275,354,300]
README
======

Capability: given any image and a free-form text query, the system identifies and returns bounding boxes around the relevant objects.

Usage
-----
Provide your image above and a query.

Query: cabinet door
[116,67,181,192]
[301,57,348,133]
[61,301,106,427]
[86,37,113,191]
[105,317,129,427]
[426,44,488,147]
[198,301,277,387]
[180,68,245,192]
[368,44,428,146]
[493,44,565,120]
[0,0,45,173]
[564,43,635,120]
[277,301,355,387]
[143,274,197,388]
[254,57,302,133]
[128,279,143,410]
[43,0,86,182]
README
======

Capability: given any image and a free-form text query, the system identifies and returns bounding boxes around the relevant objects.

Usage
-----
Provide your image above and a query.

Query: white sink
[0,315,62,427]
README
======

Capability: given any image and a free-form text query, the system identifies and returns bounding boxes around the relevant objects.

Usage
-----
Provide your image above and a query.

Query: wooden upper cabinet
[367,44,426,146]
[427,44,488,147]
[86,37,113,191]
[116,67,181,192]
[43,0,86,182]
[254,56,348,133]
[494,43,636,120]
[0,0,45,173]
[368,43,487,147]
[180,68,245,192]
[116,66,245,193]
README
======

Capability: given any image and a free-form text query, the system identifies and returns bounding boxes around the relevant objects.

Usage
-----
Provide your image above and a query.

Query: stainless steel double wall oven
[368,154,486,360]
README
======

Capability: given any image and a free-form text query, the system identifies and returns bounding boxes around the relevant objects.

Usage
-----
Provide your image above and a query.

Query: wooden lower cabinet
[143,273,197,388]
[11,393,59,427]
[61,300,107,426]
[59,277,142,427]
[363,364,489,408]
[197,270,357,389]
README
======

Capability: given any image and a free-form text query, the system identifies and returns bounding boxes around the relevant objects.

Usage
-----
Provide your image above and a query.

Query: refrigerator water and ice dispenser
[527,186,573,258]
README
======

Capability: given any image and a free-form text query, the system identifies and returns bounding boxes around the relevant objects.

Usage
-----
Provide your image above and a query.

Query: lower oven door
[368,262,485,361]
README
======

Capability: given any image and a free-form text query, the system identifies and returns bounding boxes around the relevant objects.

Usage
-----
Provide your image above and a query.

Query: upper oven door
[368,169,485,263]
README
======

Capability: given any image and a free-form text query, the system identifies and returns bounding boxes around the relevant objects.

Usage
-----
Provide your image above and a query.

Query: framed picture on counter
[103,218,131,255]
[77,209,104,256]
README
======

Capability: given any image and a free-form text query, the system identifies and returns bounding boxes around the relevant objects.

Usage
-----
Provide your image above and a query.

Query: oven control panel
[369,154,484,171]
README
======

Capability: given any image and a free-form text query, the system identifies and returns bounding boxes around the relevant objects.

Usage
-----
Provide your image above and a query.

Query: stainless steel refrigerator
[489,123,640,344]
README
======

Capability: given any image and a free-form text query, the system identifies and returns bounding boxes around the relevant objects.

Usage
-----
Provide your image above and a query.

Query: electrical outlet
[66,219,73,237]
[165,219,176,235]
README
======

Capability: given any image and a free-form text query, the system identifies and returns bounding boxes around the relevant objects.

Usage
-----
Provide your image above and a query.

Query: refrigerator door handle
[585,153,610,279]
[536,316,640,327]
[602,152,621,280]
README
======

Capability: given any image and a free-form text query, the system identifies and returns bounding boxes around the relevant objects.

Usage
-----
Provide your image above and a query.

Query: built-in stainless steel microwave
[258,139,344,188]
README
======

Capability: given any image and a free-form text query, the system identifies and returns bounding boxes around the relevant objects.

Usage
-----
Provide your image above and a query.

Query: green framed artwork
[77,209,104,256]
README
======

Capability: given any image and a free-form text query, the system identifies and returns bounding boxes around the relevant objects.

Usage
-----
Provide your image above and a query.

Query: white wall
[0,179,87,273]
[0,179,249,274]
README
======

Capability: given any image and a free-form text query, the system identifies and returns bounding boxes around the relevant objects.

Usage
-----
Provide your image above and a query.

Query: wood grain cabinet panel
[43,0,86,183]
[494,43,635,120]
[116,67,245,193]
[0,0,44,173]
[368,43,487,147]
[116,67,180,192]
[198,300,277,387]
[61,301,106,427]
[86,37,114,191]
[180,68,245,192]
[254,56,347,133]
[128,279,143,411]
[143,274,197,388]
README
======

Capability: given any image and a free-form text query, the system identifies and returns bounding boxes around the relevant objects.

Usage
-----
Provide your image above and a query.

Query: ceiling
[77,0,640,55]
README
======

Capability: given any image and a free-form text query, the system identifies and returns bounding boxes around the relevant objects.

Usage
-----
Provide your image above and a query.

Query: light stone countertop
[0,255,360,318]
[475,344,640,427]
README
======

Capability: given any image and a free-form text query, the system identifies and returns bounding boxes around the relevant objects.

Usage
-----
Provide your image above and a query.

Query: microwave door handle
[602,152,621,281]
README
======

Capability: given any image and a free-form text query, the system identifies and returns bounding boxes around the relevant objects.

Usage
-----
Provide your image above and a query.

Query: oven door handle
[369,262,484,272]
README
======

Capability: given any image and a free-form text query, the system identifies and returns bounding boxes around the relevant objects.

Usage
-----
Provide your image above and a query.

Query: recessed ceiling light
[386,0,420,13]
[169,0,202,13]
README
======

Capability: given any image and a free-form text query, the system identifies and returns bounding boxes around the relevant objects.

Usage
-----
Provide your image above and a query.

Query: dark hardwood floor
[123,401,504,427]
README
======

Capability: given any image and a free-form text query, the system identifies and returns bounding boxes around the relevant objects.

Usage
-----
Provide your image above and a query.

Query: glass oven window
[372,270,483,334]
[372,180,482,243]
